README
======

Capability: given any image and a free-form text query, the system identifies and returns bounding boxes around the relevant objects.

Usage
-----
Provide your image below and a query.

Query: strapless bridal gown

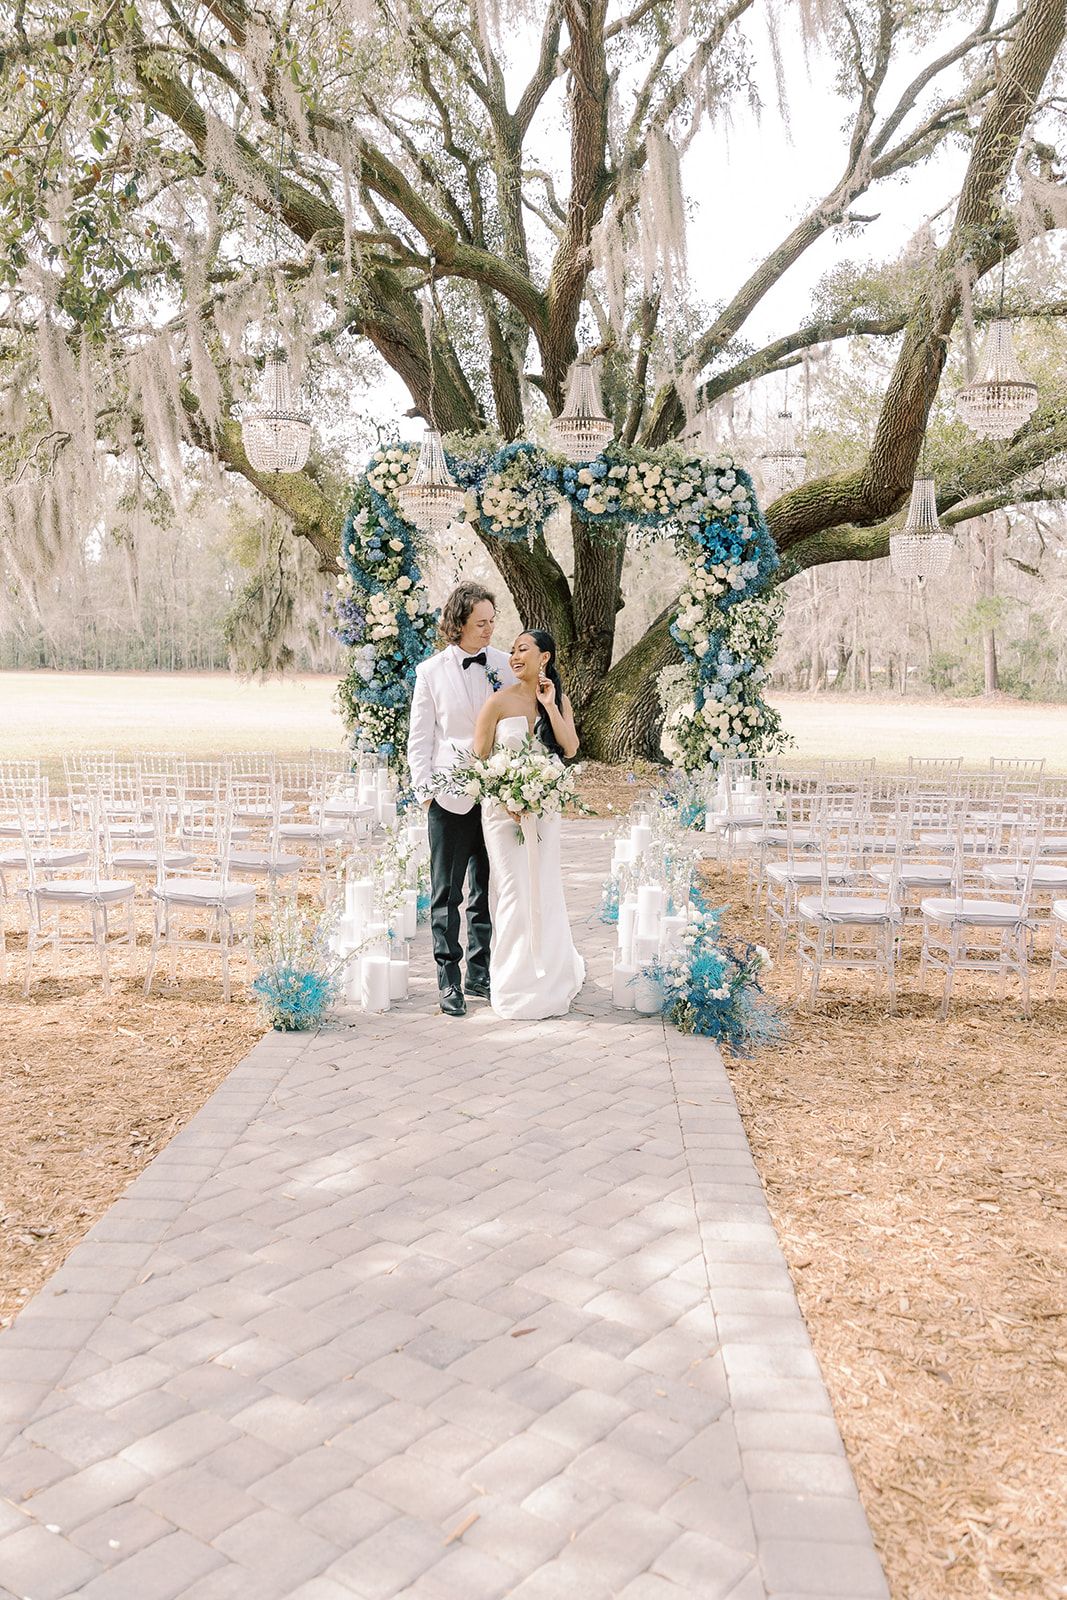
[481,717,585,1020]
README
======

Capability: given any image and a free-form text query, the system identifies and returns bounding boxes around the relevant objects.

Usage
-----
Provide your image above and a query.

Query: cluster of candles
[610,810,690,1013]
[331,819,427,1013]
[323,760,399,829]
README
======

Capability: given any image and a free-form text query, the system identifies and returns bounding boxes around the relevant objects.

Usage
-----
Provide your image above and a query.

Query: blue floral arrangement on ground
[252,899,346,1030]
[329,437,785,773]
[646,891,785,1056]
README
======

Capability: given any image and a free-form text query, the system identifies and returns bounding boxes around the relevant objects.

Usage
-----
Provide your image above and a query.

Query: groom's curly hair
[439,582,497,645]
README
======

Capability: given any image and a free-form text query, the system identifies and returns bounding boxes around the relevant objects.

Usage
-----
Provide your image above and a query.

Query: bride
[471,630,585,1020]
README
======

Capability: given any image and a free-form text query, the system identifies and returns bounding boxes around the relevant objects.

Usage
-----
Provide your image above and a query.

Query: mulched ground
[2,765,1063,1598]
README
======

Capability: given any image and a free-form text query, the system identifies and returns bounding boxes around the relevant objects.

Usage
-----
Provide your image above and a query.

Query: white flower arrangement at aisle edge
[431,734,592,821]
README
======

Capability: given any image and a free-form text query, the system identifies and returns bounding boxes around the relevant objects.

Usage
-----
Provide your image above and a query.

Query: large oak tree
[2,0,1067,755]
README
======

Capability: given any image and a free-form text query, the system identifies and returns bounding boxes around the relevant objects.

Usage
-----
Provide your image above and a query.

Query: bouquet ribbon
[520,813,546,978]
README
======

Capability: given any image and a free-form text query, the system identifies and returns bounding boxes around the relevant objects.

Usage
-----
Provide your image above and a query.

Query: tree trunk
[972,512,1000,694]
[578,611,679,764]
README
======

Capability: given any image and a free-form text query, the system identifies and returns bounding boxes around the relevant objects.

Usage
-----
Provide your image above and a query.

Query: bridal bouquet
[433,736,592,819]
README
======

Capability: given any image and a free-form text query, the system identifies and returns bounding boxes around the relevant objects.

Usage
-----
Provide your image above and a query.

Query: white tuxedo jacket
[408,644,516,813]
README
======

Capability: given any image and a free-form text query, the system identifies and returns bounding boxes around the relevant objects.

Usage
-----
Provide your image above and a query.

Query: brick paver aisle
[0,821,888,1600]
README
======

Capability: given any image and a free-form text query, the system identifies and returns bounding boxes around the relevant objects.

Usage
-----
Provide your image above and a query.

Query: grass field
[0,671,346,779]
[2,671,1065,775]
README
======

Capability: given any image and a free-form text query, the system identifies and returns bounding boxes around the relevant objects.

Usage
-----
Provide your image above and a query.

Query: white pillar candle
[617,897,638,952]
[613,838,635,865]
[630,823,652,857]
[402,890,418,940]
[363,921,389,954]
[633,971,664,1015]
[343,955,362,1006]
[636,884,663,941]
[612,957,637,1010]
[389,912,406,946]
[379,799,396,827]
[345,879,375,928]
[376,766,390,788]
[361,955,391,1013]
[406,824,424,852]
[659,914,687,955]
[388,954,409,1001]
[634,934,660,967]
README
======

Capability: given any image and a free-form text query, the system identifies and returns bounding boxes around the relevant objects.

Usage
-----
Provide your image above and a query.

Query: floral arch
[327,439,785,772]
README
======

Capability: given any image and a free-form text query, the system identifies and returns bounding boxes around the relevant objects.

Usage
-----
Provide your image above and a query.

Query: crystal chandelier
[956,318,1038,440]
[396,428,465,536]
[241,349,312,474]
[889,476,954,582]
[550,357,614,462]
[760,410,808,497]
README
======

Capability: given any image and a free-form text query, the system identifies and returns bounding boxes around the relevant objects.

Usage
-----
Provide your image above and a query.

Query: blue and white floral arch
[328,438,785,771]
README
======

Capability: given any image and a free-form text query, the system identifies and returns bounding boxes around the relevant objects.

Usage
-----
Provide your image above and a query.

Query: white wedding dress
[482,716,585,1020]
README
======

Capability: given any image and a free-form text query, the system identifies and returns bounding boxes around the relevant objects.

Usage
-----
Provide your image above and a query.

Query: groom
[408,582,515,1016]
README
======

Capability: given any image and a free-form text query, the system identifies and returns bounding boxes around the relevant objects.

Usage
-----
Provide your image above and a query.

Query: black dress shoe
[465,978,491,1000]
[439,986,466,1017]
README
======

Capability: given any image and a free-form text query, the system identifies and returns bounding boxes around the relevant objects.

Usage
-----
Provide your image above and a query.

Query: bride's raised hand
[535,671,556,710]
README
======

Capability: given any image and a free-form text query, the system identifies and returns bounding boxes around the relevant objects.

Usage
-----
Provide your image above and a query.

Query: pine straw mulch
[699,858,1067,1600]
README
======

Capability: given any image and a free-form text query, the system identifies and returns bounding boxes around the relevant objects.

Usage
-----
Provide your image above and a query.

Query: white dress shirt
[407,642,515,814]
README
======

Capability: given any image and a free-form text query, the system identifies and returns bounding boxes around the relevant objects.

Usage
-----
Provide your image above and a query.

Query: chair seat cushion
[225,852,302,876]
[0,849,90,871]
[984,862,1067,889]
[279,822,346,841]
[37,879,137,904]
[920,897,1027,926]
[1052,899,1067,923]
[152,879,257,907]
[111,850,197,872]
[759,829,817,847]
[871,865,952,887]
[766,863,854,886]
[797,895,897,924]
[321,799,376,819]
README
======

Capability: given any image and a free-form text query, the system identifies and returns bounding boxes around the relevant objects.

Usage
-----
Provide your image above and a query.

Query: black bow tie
[462,652,487,669]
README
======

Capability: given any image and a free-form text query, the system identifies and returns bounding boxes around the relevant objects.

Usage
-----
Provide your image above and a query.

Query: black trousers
[426,799,491,991]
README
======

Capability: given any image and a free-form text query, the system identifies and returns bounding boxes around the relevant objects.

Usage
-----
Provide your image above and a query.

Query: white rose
[396,576,412,591]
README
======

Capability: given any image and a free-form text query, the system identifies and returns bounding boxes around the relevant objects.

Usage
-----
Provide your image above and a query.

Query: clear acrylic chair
[707,757,776,875]
[983,796,1067,920]
[224,781,303,897]
[745,770,823,911]
[795,813,902,1012]
[764,788,858,960]
[920,822,1039,1021]
[145,801,256,1002]
[277,765,347,881]
[908,756,963,785]
[18,794,136,997]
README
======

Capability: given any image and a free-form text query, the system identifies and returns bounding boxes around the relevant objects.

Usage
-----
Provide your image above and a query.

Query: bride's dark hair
[524,629,566,758]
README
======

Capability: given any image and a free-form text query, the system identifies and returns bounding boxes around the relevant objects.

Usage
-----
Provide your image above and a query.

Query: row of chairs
[707,759,1067,1018]
[0,751,366,999]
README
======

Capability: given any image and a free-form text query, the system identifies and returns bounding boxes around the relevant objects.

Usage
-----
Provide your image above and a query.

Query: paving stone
[250,1446,364,1516]
[213,1508,341,1586]
[0,1523,103,1600]
[67,1500,174,1562]
[136,1466,263,1541]
[325,1514,446,1598]
[749,1492,875,1546]
[22,1457,152,1533]
[741,1451,860,1499]
[652,1533,757,1600]
[22,1405,137,1470]
[300,1484,398,1546]
[759,1538,890,1596]
[80,1530,227,1600]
